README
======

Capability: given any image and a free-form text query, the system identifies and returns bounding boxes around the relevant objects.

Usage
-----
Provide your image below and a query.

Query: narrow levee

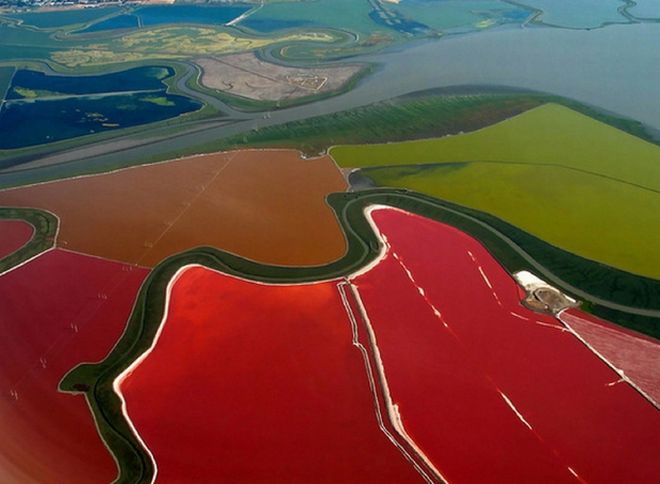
[0,219,34,260]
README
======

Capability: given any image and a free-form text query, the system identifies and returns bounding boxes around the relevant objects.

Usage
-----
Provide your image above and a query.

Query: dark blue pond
[75,5,251,33]
[5,7,119,29]
[240,18,318,33]
[79,14,140,33]
[7,66,173,99]
[137,5,250,27]
[0,93,200,149]
[0,66,201,149]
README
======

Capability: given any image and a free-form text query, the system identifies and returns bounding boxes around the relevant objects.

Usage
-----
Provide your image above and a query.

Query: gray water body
[308,22,660,131]
[2,22,659,185]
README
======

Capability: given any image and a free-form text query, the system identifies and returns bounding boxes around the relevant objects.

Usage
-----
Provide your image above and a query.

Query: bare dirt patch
[196,53,364,102]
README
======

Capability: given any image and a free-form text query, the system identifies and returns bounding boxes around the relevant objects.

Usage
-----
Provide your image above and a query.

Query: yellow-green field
[331,103,660,191]
[331,104,660,278]
[52,27,335,68]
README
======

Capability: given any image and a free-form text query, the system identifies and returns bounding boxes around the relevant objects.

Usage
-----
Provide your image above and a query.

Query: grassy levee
[193,89,550,155]
[59,189,658,483]
[0,207,57,273]
[192,88,657,158]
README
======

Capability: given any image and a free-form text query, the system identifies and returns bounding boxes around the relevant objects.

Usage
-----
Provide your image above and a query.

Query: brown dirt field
[196,54,363,102]
[0,150,348,267]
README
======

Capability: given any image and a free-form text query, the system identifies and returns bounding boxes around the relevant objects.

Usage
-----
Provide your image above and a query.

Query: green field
[332,104,660,278]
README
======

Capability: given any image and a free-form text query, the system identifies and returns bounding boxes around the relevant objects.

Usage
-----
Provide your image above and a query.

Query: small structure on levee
[514,270,580,314]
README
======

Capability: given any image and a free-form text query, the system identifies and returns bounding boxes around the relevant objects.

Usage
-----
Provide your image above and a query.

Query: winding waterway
[1,22,659,185]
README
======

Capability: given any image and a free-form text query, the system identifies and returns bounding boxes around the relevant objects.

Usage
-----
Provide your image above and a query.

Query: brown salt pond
[0,150,348,267]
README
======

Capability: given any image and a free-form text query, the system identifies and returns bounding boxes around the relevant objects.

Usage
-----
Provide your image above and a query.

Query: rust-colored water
[0,150,347,267]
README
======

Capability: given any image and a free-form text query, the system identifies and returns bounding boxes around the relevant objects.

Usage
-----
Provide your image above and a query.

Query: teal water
[516,0,627,28]
[629,1,660,19]
[78,14,139,33]
[137,5,250,27]
[4,7,119,29]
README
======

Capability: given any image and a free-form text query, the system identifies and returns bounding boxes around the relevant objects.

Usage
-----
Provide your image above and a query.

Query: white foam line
[346,282,447,483]
[391,249,448,329]
[535,320,568,332]
[499,391,533,431]
[510,311,567,332]
[606,378,625,388]
[112,266,193,483]
[336,282,435,484]
[58,247,150,271]
[510,311,529,321]
[227,0,263,26]
[477,266,493,290]
[558,310,659,409]
[348,205,393,279]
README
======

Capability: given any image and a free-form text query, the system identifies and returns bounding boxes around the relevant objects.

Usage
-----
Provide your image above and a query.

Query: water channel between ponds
[1,22,659,183]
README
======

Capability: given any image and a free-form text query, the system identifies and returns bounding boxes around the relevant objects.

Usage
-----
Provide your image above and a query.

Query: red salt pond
[0,220,34,260]
[0,249,148,483]
[119,266,424,483]
[560,309,660,406]
[348,207,660,483]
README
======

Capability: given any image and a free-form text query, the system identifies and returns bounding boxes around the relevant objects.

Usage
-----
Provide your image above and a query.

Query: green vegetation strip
[58,189,658,484]
[197,89,548,156]
[193,88,657,158]
[0,207,57,273]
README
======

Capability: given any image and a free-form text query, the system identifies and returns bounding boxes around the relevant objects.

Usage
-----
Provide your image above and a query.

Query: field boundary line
[558,310,659,409]
[337,280,437,484]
